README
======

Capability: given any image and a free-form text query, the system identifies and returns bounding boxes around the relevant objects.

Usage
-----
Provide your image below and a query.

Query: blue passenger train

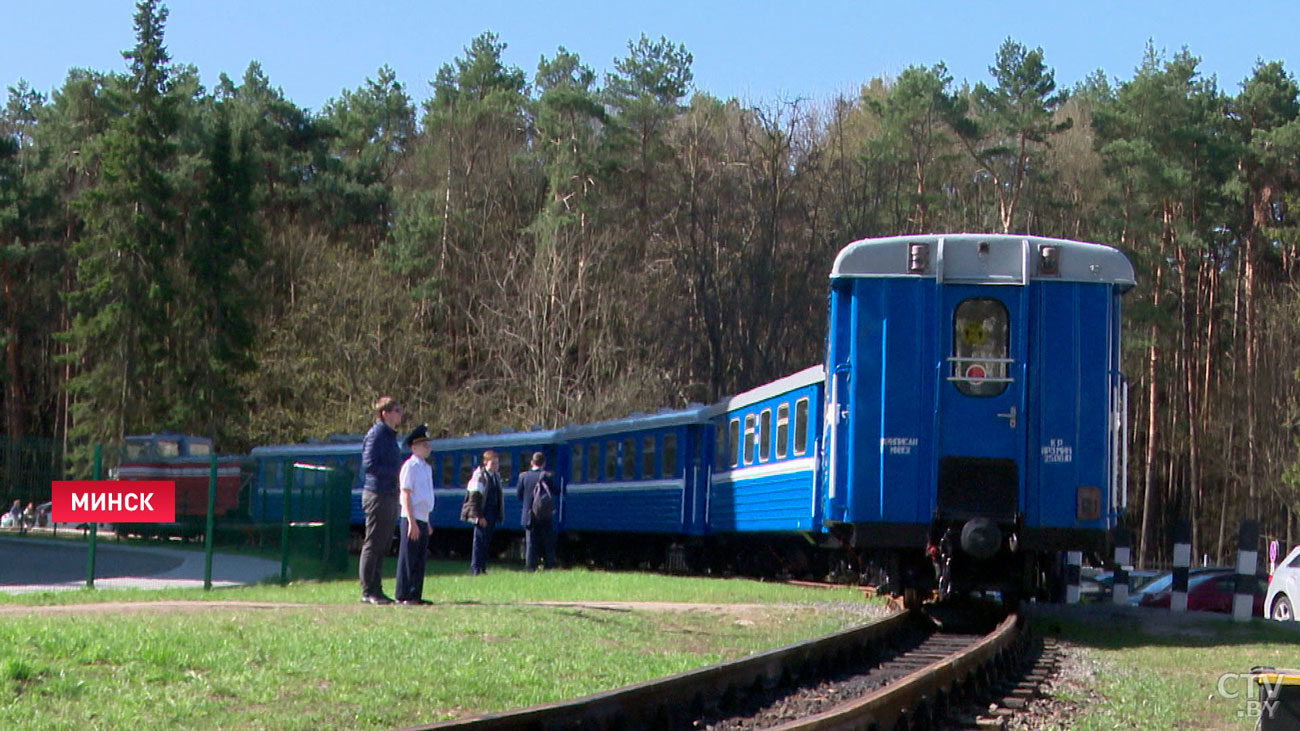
[132,234,1134,598]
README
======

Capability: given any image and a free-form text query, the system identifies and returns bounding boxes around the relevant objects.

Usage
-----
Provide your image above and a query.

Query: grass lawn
[0,562,882,729]
[1038,607,1300,730]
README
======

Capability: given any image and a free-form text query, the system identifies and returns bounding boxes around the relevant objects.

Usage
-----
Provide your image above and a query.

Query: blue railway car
[176,232,1134,598]
[822,234,1133,596]
[248,439,366,526]
[707,367,824,534]
[557,407,710,569]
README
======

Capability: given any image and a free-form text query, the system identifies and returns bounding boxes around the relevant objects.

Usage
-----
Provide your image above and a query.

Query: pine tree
[62,0,179,469]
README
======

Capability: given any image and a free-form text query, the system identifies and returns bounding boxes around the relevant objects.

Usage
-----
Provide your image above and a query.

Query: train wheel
[904,587,922,611]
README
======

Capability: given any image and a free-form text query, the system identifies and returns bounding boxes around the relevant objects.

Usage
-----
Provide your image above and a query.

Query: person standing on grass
[396,424,435,606]
[462,450,503,576]
[516,452,558,571]
[360,396,403,605]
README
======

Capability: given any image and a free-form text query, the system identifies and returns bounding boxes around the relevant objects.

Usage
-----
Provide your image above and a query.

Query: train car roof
[250,441,364,458]
[427,429,562,452]
[250,428,563,458]
[703,365,825,418]
[556,405,711,441]
[831,234,1135,290]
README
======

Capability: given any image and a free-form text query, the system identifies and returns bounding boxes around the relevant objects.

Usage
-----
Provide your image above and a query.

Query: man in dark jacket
[463,450,503,576]
[360,396,403,604]
[516,452,558,571]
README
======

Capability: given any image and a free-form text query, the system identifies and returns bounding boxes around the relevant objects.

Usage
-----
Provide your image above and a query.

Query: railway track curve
[401,604,1032,731]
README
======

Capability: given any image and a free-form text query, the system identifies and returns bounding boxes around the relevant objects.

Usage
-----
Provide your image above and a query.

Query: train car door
[935,282,1028,522]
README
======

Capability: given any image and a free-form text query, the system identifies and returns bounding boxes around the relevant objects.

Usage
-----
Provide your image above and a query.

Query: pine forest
[4,2,1300,566]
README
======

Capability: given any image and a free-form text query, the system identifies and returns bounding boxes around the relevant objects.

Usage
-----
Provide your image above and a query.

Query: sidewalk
[0,535,281,593]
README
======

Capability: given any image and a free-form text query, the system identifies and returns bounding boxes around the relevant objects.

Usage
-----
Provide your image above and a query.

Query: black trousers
[359,490,399,598]
[396,518,430,601]
[525,520,557,570]
[471,520,495,575]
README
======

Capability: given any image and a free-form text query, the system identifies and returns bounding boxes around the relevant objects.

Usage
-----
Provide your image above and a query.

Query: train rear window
[157,440,180,458]
[951,298,1011,397]
[188,442,211,456]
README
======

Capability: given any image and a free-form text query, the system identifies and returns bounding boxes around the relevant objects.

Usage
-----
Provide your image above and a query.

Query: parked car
[1079,569,1161,602]
[1265,545,1300,622]
[1138,568,1267,616]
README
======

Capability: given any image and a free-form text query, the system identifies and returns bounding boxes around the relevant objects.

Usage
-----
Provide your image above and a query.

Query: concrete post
[1171,520,1191,613]
[1234,520,1259,623]
[1065,550,1082,604]
[1112,526,1131,606]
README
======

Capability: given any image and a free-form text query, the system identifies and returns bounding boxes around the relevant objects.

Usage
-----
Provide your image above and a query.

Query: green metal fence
[1,440,353,592]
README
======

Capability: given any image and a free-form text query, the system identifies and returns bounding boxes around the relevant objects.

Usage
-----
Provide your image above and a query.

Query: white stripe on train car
[711,457,816,485]
[566,479,684,494]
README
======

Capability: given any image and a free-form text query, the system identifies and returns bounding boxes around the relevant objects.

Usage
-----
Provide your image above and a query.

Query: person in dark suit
[359,396,403,604]
[516,451,558,571]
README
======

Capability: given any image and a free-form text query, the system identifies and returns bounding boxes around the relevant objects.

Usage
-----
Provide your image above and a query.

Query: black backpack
[531,471,555,522]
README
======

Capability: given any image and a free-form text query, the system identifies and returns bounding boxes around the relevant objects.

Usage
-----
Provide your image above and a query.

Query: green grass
[0,564,880,729]
[0,557,875,606]
[1039,610,1300,730]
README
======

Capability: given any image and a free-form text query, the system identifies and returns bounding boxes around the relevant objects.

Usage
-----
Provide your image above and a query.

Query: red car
[1138,570,1267,616]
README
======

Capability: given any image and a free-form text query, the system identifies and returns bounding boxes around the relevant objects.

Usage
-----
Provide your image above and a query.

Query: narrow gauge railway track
[402,605,1028,731]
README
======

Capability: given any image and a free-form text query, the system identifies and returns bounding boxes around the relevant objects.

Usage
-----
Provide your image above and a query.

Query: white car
[1266,545,1300,621]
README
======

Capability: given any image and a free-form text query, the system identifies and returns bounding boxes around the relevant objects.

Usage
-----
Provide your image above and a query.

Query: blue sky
[5,1,1297,112]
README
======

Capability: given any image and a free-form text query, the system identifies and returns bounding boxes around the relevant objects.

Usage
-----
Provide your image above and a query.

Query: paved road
[0,535,281,593]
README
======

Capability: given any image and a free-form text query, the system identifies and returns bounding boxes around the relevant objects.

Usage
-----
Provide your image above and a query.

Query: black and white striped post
[1234,520,1259,623]
[1171,520,1191,613]
[1065,550,1083,604]
[1112,526,1131,606]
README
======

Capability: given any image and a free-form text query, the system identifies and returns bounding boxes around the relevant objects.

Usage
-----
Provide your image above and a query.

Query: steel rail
[399,611,919,731]
[769,612,1022,730]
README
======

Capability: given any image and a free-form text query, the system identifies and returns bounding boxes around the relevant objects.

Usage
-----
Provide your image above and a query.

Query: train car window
[459,454,473,486]
[663,433,678,477]
[572,444,584,482]
[499,452,513,484]
[759,409,772,462]
[728,418,740,468]
[605,440,618,480]
[188,442,211,456]
[124,442,150,460]
[776,403,790,459]
[794,398,810,456]
[441,455,454,486]
[588,442,601,483]
[952,298,1010,397]
[623,438,636,479]
[157,440,180,458]
[642,436,655,478]
[744,414,757,465]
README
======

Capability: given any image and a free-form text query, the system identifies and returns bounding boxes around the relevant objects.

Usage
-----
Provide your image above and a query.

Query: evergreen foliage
[4,4,1300,561]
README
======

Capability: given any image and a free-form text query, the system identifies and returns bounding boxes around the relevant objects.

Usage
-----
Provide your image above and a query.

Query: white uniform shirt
[399,454,435,523]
